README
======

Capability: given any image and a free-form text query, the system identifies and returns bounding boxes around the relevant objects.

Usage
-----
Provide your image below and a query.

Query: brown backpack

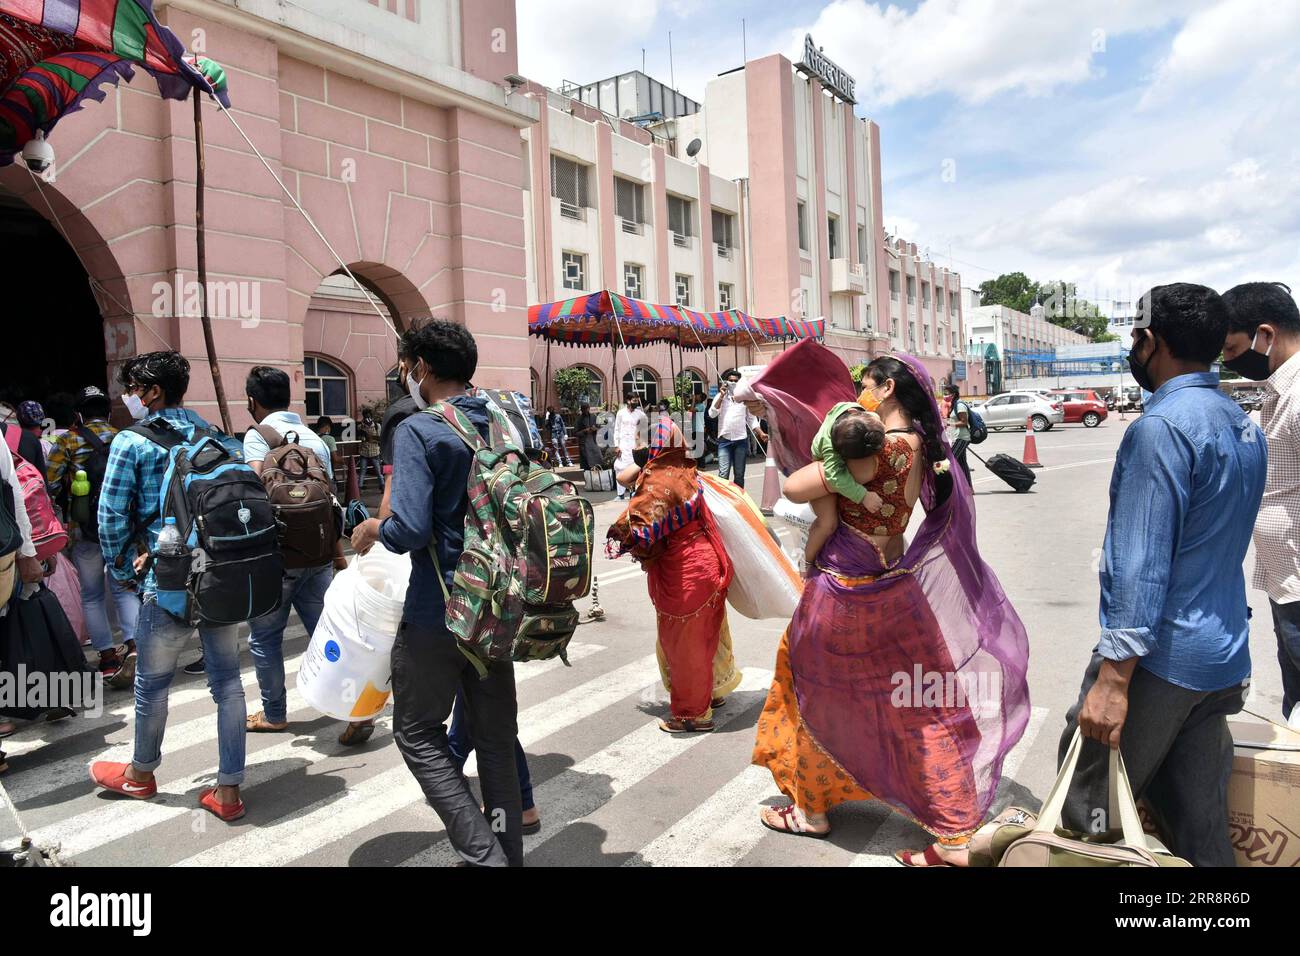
[250,424,340,569]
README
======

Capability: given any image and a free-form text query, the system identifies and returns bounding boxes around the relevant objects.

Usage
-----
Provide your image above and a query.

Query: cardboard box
[1227,716,1300,867]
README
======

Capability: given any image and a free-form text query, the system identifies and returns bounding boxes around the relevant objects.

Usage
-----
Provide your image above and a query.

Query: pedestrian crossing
[0,615,1052,867]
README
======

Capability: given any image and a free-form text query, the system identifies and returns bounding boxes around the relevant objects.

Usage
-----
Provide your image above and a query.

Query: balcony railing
[560,201,585,221]
[673,232,692,249]
[715,243,733,260]
[621,218,643,235]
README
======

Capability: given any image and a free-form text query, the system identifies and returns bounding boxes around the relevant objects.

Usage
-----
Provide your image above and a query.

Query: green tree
[552,366,593,410]
[978,272,1039,313]
[1038,280,1111,340]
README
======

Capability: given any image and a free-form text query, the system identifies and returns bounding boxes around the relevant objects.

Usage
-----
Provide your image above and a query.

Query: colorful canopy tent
[758,315,826,341]
[527,290,688,349]
[665,307,770,350]
[0,1,230,164]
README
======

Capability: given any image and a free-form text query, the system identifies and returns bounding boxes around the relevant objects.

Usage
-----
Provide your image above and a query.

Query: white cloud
[516,1,662,88]
[785,0,1208,108]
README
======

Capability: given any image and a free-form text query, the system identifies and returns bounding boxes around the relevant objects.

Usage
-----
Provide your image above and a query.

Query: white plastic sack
[699,473,802,620]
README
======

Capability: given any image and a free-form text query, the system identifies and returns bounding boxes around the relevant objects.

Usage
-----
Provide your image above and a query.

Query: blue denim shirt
[1098,372,1266,691]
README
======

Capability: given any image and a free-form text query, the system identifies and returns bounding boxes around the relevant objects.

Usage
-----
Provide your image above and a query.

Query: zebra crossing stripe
[172,652,662,867]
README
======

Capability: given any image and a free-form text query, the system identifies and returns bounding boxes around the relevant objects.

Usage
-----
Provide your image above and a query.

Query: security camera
[21,131,55,177]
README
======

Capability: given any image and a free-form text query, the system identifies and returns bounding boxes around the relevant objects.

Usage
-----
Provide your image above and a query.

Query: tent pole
[543,339,552,414]
[193,87,232,436]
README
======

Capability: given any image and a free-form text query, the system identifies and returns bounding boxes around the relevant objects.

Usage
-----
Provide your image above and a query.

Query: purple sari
[752,343,1031,836]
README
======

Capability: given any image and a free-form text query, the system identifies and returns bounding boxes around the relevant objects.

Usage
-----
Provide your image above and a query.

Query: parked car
[1048,389,1109,428]
[972,391,1065,432]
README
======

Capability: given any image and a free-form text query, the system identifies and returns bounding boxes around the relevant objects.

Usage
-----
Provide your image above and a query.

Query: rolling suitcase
[969,449,1036,493]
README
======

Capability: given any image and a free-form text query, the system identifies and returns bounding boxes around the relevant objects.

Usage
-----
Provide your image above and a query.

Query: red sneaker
[89,761,157,799]
[198,787,246,822]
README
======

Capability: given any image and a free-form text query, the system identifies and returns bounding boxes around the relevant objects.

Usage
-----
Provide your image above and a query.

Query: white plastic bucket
[296,547,410,721]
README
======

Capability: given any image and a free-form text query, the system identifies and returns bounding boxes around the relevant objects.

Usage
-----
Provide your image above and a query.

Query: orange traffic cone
[1022,415,1043,468]
[760,454,781,515]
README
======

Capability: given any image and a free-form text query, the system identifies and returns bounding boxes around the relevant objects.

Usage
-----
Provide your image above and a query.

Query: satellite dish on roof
[686,138,702,158]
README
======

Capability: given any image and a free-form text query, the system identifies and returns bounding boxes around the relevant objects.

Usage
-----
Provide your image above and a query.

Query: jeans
[133,597,245,785]
[551,437,572,466]
[248,564,333,723]
[448,685,535,811]
[72,539,140,653]
[1269,599,1300,719]
[358,456,384,488]
[951,438,972,487]
[391,624,522,866]
[717,437,749,489]
[1058,653,1247,866]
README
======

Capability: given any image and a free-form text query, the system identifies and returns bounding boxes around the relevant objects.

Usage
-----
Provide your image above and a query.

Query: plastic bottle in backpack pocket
[154,516,192,591]
[70,469,92,526]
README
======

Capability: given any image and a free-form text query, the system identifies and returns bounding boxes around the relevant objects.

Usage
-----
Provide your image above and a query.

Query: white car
[973,391,1065,432]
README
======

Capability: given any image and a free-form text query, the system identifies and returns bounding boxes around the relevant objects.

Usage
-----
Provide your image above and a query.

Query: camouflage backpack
[424,400,594,676]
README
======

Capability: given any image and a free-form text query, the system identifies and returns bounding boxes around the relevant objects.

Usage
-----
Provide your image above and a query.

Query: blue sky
[518,0,1300,313]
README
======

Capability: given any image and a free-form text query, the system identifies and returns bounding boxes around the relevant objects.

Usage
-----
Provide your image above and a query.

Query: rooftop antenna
[669,31,676,91]
[742,18,747,63]
[642,48,646,74]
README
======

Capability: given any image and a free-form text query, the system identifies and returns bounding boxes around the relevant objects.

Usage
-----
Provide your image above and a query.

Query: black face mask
[1128,334,1157,393]
[1223,329,1274,381]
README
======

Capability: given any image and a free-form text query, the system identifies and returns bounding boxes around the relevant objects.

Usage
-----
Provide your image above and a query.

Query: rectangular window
[828,215,839,259]
[615,176,646,230]
[712,209,735,256]
[624,262,644,299]
[950,291,958,314]
[906,276,916,305]
[667,195,692,242]
[797,201,809,252]
[922,282,931,310]
[857,225,868,265]
[550,155,589,218]
[718,282,733,311]
[562,251,586,291]
[889,270,900,301]
[675,273,693,307]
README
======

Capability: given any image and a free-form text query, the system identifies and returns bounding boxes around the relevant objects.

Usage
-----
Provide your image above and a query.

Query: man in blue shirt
[90,351,250,822]
[351,320,523,867]
[1059,284,1265,866]
[238,366,346,733]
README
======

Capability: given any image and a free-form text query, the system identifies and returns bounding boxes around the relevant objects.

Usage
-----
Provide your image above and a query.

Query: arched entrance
[0,176,133,419]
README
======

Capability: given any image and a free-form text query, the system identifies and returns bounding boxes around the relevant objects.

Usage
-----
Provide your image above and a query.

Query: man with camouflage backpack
[350,320,524,867]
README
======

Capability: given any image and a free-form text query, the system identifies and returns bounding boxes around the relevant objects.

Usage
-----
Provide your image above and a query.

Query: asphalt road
[0,412,1286,865]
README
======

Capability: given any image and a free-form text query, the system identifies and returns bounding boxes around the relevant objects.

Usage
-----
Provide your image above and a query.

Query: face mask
[407,363,428,410]
[1128,336,1157,394]
[858,386,882,414]
[1223,329,1274,381]
[123,392,149,421]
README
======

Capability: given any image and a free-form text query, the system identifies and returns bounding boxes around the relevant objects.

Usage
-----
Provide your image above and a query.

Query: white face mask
[123,392,149,421]
[407,363,428,410]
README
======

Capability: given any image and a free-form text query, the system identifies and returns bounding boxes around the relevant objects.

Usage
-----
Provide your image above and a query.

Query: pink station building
[0,1,967,432]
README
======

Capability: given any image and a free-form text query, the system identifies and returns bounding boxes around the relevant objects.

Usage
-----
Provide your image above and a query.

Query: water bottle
[70,468,91,526]
[157,516,186,556]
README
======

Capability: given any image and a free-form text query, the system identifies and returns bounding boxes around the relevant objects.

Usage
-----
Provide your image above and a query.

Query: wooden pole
[193,89,233,436]
[543,339,552,413]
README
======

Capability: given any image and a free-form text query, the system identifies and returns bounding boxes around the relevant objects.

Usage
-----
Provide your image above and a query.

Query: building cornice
[159,0,538,129]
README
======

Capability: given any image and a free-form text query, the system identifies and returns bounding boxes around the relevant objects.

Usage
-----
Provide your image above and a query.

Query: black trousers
[951,437,972,487]
[391,624,523,866]
[1058,654,1246,867]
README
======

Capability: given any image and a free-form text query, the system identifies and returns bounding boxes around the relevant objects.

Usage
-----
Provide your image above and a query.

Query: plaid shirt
[45,418,117,489]
[1254,351,1300,603]
[97,407,237,591]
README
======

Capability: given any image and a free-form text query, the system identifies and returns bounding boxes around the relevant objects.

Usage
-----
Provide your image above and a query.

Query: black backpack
[71,422,112,542]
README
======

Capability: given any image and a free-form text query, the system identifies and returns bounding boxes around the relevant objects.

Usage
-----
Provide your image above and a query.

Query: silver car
[974,391,1065,432]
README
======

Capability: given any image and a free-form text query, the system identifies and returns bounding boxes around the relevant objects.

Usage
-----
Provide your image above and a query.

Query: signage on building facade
[954,360,967,381]
[798,34,857,104]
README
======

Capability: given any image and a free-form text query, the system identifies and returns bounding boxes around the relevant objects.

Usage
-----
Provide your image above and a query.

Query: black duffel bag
[0,585,93,720]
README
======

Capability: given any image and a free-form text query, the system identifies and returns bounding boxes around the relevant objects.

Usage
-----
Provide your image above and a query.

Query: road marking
[849,705,1050,866]
[18,644,605,857]
[173,651,661,867]
[4,653,307,759]
[626,764,777,867]
[401,667,774,867]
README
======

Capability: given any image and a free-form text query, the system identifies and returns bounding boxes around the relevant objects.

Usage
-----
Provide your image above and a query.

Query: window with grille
[668,195,692,241]
[616,177,646,229]
[562,251,586,291]
[797,202,809,251]
[623,367,659,405]
[675,273,692,307]
[550,155,589,217]
[624,262,644,299]
[718,283,733,311]
[712,210,734,255]
[304,356,350,419]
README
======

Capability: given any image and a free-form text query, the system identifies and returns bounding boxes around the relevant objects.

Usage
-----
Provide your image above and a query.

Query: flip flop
[246,711,289,733]
[894,845,957,868]
[659,717,715,734]
[759,804,830,839]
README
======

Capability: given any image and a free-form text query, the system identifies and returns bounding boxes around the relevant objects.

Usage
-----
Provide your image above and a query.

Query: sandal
[711,697,726,710]
[659,717,714,734]
[894,845,958,868]
[0,722,16,739]
[338,720,375,746]
[759,804,830,839]
[246,711,289,733]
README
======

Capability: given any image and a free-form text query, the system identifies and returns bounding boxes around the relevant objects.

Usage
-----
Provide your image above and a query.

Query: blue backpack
[129,418,283,626]
[963,402,988,444]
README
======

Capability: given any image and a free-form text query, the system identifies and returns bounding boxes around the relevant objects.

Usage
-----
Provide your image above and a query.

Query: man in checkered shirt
[1222,282,1300,727]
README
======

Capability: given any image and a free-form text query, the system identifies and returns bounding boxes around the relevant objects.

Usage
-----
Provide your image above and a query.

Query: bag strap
[250,423,285,451]
[3,425,19,455]
[76,422,109,454]
[1035,728,1148,849]
[423,402,487,454]
[424,541,489,680]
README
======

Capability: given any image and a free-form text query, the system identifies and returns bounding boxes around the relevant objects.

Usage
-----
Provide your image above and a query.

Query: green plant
[849,362,868,385]
[553,367,593,410]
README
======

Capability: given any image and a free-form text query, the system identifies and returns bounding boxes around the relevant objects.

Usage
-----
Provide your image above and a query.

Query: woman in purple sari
[750,345,1031,866]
